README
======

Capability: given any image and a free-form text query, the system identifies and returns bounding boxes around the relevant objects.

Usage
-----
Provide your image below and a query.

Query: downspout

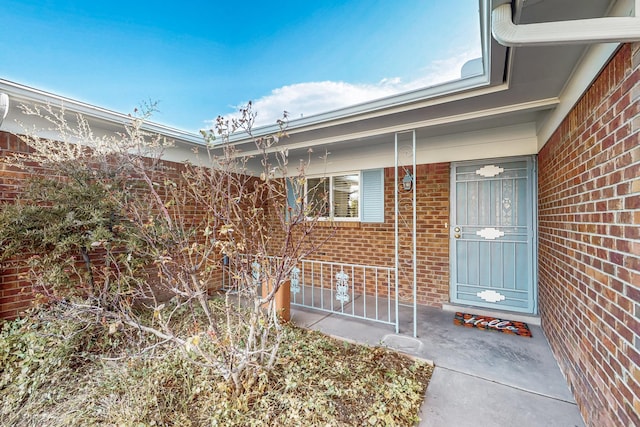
[492,2,640,47]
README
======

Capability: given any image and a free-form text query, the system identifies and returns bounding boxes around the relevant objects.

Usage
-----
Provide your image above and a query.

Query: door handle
[454,227,460,232]
[454,233,461,238]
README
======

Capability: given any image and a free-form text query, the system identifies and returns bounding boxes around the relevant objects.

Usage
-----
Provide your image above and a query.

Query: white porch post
[394,134,400,335]
[394,130,418,337]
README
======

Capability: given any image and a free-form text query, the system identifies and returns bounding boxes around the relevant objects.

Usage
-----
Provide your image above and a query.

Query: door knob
[454,233,461,238]
[454,227,460,232]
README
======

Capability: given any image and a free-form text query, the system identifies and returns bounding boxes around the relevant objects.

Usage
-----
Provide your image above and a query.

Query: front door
[450,157,536,314]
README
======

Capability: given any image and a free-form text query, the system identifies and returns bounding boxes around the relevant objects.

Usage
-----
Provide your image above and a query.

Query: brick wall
[0,131,223,320]
[296,163,450,306]
[2,129,451,318]
[0,132,37,319]
[538,43,640,426]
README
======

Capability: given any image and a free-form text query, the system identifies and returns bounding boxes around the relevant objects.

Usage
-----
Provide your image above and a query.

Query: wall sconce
[402,169,413,191]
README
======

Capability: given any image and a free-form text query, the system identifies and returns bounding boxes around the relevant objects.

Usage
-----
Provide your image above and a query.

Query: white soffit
[234,97,557,158]
[535,0,638,147]
[262,121,539,176]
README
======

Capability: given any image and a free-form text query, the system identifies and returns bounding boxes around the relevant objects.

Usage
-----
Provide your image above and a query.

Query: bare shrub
[1,102,333,393]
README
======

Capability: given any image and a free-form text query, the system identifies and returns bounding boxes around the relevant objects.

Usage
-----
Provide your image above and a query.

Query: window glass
[333,174,359,218]
[306,177,329,217]
[306,174,360,220]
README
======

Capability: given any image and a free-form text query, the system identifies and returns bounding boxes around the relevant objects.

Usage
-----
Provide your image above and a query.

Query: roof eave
[0,79,205,147]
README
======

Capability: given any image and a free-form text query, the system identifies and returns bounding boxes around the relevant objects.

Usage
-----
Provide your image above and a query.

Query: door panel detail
[477,289,506,303]
[476,227,505,240]
[475,164,504,177]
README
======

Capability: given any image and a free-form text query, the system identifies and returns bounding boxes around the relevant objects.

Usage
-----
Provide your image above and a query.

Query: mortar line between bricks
[435,365,579,405]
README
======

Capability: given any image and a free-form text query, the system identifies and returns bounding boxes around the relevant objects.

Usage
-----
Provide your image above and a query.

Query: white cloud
[216,49,481,129]
[249,80,399,126]
[410,50,483,89]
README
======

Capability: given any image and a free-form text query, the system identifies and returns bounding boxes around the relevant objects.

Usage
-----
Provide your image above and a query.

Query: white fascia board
[228,73,492,144]
[236,97,559,158]
[283,75,496,135]
[0,79,204,147]
[297,122,539,175]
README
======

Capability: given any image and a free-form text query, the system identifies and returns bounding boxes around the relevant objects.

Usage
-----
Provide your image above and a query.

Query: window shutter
[286,178,298,221]
[361,169,384,223]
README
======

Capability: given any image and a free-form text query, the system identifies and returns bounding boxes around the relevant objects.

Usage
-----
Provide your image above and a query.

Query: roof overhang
[0,79,203,147]
[1,0,637,166]
[227,0,637,162]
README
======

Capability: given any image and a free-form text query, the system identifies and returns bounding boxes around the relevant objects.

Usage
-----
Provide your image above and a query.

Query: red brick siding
[1,128,451,316]
[0,265,33,320]
[0,132,223,320]
[538,43,640,427]
[295,163,450,306]
[0,132,37,319]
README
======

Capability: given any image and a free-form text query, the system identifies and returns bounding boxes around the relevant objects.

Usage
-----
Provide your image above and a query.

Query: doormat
[454,312,532,337]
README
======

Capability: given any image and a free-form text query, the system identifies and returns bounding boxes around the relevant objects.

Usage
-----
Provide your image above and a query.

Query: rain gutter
[492,1,640,47]
[0,79,204,147]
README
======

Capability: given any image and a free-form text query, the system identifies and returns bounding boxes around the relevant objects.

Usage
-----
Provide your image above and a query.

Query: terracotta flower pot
[261,279,291,321]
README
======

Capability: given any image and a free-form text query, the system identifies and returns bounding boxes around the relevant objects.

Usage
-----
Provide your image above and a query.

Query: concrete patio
[290,304,585,427]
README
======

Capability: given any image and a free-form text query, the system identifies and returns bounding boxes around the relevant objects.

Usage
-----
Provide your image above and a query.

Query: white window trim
[306,171,361,221]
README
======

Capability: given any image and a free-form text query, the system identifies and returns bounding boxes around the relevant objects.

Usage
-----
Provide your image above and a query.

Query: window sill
[314,220,361,228]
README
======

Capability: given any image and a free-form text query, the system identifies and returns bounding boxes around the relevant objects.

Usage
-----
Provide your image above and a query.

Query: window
[286,168,384,223]
[307,173,360,220]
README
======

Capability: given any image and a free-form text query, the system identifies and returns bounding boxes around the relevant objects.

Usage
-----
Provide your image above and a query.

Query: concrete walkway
[290,304,585,427]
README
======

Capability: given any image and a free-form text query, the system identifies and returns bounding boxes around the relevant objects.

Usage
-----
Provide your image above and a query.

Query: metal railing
[290,258,397,327]
[222,256,398,328]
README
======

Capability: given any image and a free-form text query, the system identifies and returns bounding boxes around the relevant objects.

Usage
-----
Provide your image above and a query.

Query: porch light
[402,170,413,191]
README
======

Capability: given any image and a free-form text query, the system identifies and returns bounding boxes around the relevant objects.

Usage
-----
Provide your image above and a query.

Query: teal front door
[450,157,536,314]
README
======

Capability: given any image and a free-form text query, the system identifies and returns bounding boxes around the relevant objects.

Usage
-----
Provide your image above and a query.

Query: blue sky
[1,1,481,132]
